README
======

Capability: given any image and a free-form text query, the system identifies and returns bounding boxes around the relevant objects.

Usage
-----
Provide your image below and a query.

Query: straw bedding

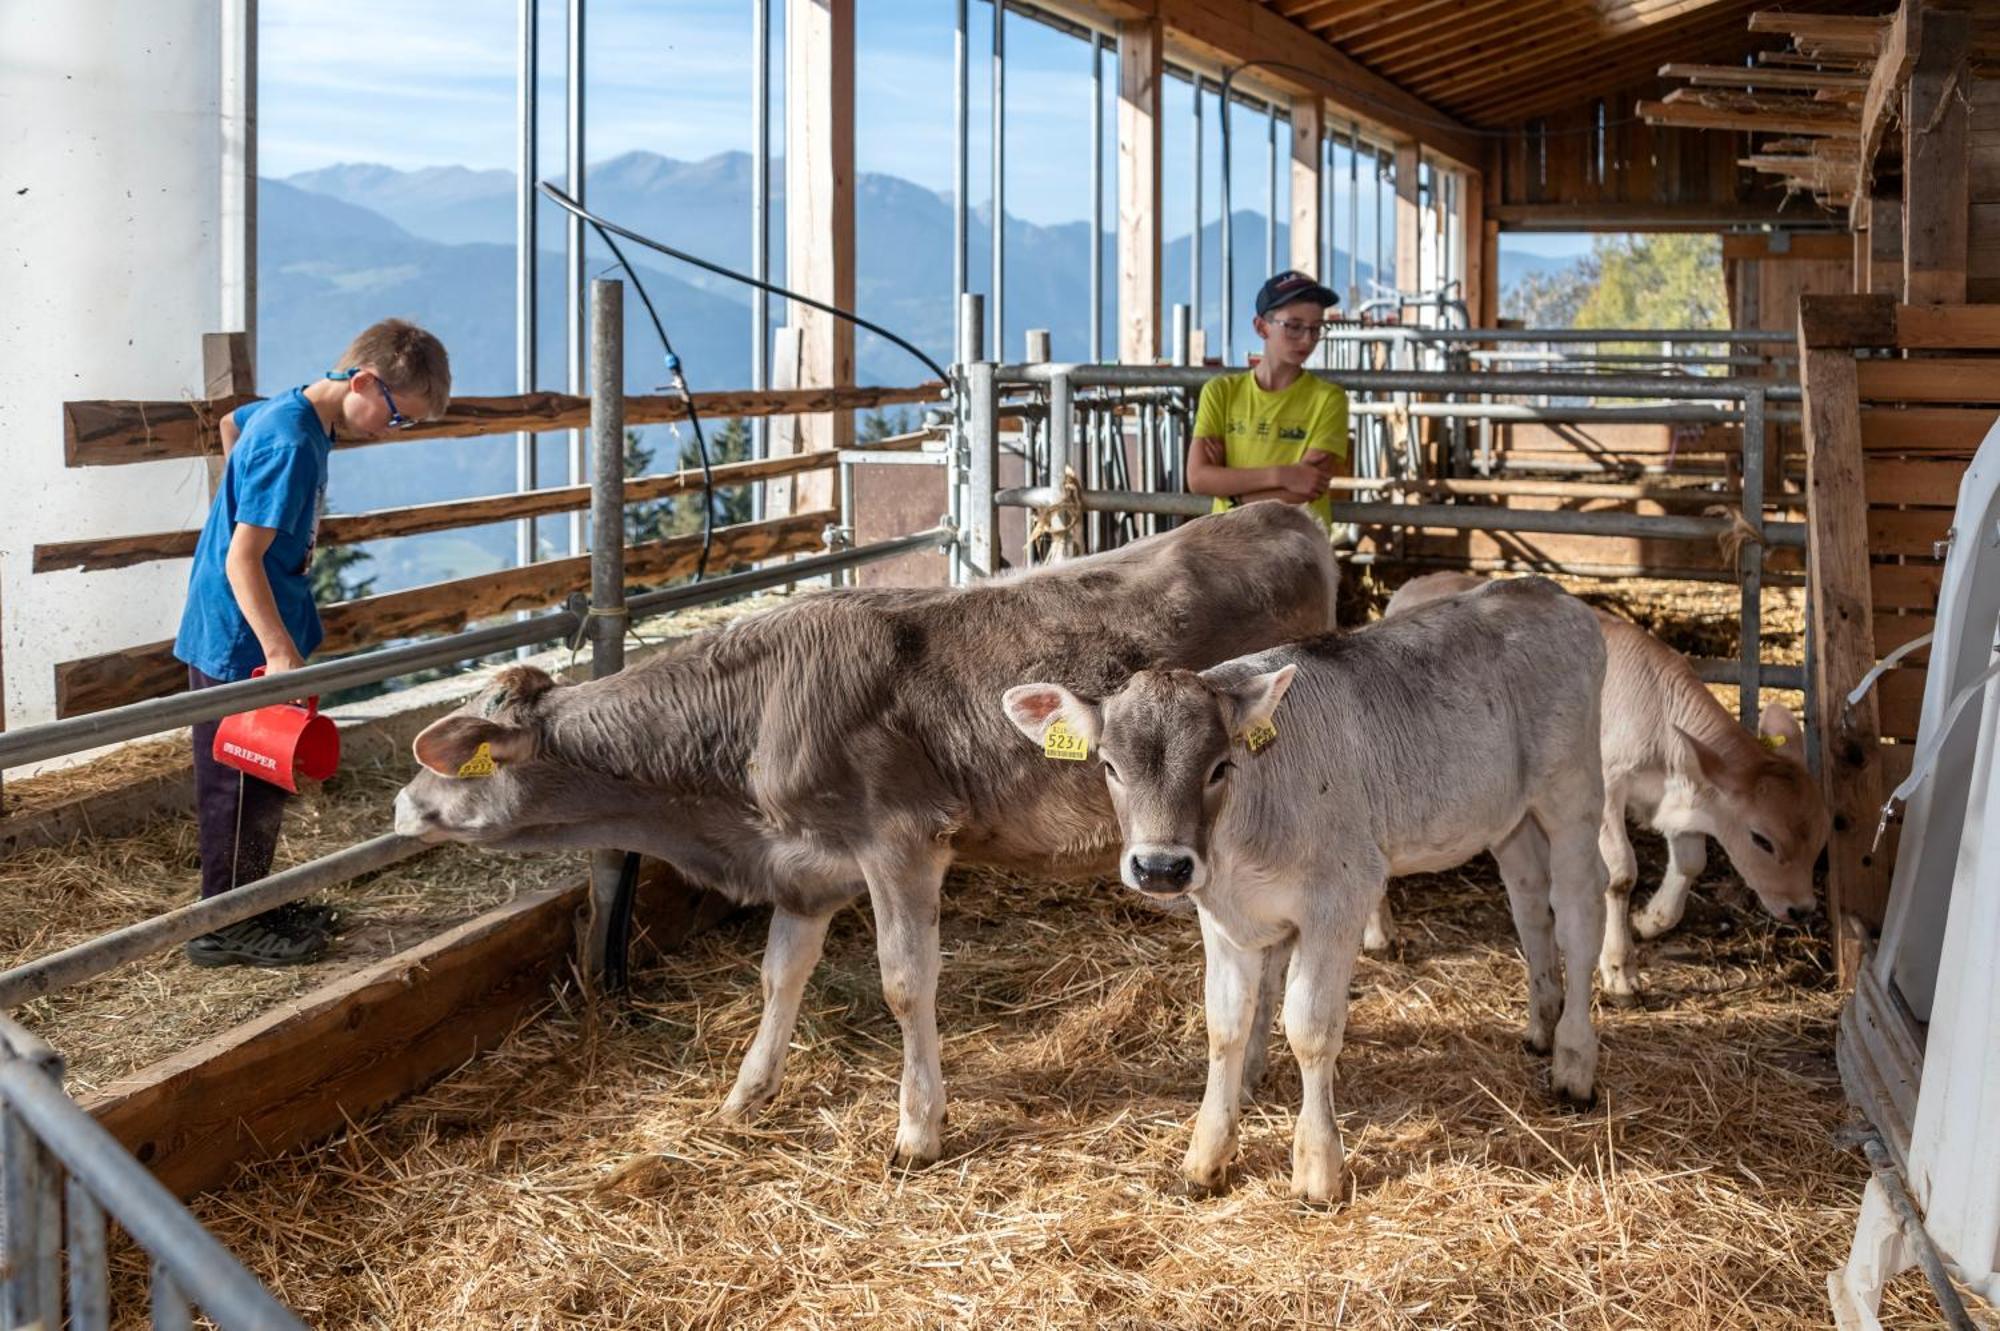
[122,840,1964,1328]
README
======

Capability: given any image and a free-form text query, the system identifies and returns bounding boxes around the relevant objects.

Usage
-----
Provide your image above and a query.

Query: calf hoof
[1289,1148,1346,1207]
[1520,1033,1553,1058]
[1182,1141,1236,1197]
[1631,907,1678,941]
[1550,1046,1599,1110]
[888,1135,944,1171]
[1598,965,1642,1008]
[718,1081,779,1124]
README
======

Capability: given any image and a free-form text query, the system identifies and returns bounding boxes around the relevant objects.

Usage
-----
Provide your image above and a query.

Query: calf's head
[392,665,587,849]
[1680,703,1829,923]
[1002,665,1295,899]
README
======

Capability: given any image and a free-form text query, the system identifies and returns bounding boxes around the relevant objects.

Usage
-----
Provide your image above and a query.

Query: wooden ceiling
[1259,0,1895,127]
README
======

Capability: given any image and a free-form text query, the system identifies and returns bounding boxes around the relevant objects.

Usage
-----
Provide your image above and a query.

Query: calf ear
[1220,664,1297,741]
[1001,683,1102,750]
[1672,724,1736,790]
[412,715,535,777]
[1757,703,1806,762]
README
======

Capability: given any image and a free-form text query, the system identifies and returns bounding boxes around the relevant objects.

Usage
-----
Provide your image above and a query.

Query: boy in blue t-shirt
[174,319,450,967]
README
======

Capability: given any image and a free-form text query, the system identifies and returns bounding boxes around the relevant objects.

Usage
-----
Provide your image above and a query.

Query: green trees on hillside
[1503,233,1726,333]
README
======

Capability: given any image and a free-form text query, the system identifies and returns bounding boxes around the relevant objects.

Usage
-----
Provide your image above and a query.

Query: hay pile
[137,837,1958,1328]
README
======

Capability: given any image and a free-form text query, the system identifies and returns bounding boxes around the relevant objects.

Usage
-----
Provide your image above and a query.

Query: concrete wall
[0,6,228,739]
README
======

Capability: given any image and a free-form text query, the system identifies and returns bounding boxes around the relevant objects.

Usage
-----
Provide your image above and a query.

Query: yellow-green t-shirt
[1191,370,1350,527]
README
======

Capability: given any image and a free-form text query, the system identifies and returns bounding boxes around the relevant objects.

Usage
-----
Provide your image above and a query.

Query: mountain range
[264,150,1568,589]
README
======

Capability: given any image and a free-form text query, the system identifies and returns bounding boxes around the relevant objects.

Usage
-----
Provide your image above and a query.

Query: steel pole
[516,0,539,571]
[1191,74,1204,359]
[565,0,587,556]
[1090,32,1105,364]
[1739,386,1767,727]
[1347,121,1359,306]
[954,0,969,361]
[751,0,771,518]
[991,0,1005,360]
[585,278,627,988]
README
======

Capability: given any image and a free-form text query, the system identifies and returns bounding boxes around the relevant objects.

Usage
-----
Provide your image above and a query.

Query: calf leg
[1241,936,1294,1102]
[1542,809,1609,1106]
[859,840,953,1167]
[1597,796,1641,1002]
[1633,832,1707,940]
[720,905,838,1121]
[1284,906,1369,1204]
[1492,819,1562,1058]
[1185,911,1264,1193]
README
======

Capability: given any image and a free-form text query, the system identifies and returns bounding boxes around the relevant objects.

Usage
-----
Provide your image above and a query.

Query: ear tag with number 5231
[1043,718,1090,761]
[456,742,499,779]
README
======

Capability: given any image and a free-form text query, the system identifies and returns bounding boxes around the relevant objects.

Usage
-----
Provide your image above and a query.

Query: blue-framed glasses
[325,368,416,429]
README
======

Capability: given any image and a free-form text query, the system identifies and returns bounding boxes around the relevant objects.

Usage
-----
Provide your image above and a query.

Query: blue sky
[260,0,1588,262]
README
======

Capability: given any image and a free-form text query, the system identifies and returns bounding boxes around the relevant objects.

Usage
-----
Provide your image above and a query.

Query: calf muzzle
[1126,849,1196,897]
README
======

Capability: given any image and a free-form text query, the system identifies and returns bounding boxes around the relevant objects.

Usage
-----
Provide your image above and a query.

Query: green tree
[1575,233,1726,334]
[858,407,911,443]
[1501,252,1601,328]
[309,539,375,605]
[623,428,675,546]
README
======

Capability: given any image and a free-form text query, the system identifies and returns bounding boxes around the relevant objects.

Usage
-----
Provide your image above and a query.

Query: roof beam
[1855,0,1916,202]
[1460,18,1762,122]
[1659,61,1873,90]
[1640,91,1864,137]
[1746,10,1890,54]
[1433,5,1736,107]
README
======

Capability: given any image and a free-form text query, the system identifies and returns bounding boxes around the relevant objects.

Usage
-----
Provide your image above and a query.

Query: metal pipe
[1046,368,1076,560]
[1739,387,1766,725]
[0,1058,308,1329]
[566,0,586,557]
[954,0,969,361]
[966,357,1002,576]
[0,835,424,1009]
[1347,121,1359,307]
[1468,349,1790,368]
[1090,31,1105,364]
[1171,304,1191,367]
[1336,550,1804,591]
[1353,400,1788,424]
[2,1097,59,1328]
[621,526,958,614]
[1192,73,1204,360]
[68,1174,111,1331]
[1860,1134,1981,1331]
[998,362,1802,401]
[991,0,1005,359]
[1266,101,1278,285]
[589,279,625,682]
[1374,147,1384,297]
[953,292,984,585]
[516,0,539,571]
[994,485,1805,546]
[751,0,771,517]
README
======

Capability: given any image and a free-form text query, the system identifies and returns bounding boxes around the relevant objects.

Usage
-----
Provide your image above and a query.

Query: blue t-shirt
[172,389,333,681]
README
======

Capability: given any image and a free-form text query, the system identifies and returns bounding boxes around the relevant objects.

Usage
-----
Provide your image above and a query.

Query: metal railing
[0,1015,306,1329]
[958,348,1801,735]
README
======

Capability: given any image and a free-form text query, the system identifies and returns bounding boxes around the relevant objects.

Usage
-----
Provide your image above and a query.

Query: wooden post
[1460,169,1488,324]
[1866,195,1904,295]
[200,331,253,495]
[1117,16,1162,366]
[1289,97,1323,279]
[1395,142,1422,296]
[1798,301,1891,979]
[785,0,854,503]
[764,327,805,518]
[1902,2,1971,305]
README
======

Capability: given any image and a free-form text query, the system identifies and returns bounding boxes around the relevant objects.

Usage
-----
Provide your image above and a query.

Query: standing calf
[1004,577,1608,1202]
[1378,572,1828,998]
[391,504,1335,1167]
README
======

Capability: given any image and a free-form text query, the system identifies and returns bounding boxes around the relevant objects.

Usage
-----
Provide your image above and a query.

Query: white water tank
[0,5,238,746]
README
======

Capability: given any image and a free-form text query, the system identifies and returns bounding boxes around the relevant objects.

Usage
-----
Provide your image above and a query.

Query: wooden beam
[1662,61,1872,91]
[1434,2,1751,108]
[1722,233,1857,262]
[1640,96,1862,138]
[1857,0,1916,205]
[1894,302,2000,347]
[1491,201,1835,231]
[1460,167,1488,325]
[87,864,728,1200]
[1147,0,1482,168]
[52,511,832,718]
[33,449,848,575]
[1864,195,1905,294]
[786,0,856,492]
[1903,2,1972,305]
[1797,292,1899,347]
[1119,15,1164,365]
[63,382,941,469]
[1290,96,1324,280]
[1799,303,1891,951]
[1395,142,1421,295]
[1747,10,1889,53]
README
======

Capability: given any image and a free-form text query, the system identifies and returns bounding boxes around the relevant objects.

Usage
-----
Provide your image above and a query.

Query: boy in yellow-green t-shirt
[1186,270,1349,528]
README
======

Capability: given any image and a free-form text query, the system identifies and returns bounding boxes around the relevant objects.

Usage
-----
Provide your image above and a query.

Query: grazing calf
[1378,572,1828,998]
[391,503,1335,1167]
[1003,577,1608,1202]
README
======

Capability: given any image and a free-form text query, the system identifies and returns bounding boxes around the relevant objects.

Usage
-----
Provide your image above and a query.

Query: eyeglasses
[376,380,415,430]
[1266,317,1330,340]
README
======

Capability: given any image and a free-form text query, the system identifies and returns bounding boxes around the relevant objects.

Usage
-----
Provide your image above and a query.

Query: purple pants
[189,666,291,900]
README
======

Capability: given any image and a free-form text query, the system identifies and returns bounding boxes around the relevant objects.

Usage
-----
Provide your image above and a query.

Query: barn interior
[3,1,1998,1326]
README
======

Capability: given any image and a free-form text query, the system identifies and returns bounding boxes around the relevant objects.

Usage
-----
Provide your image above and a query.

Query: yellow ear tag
[1759,733,1787,750]
[1043,718,1090,762]
[455,742,499,779]
[1245,719,1278,753]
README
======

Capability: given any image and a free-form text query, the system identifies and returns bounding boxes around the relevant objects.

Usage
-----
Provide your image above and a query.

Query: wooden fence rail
[35,449,848,575]
[63,382,943,467]
[53,510,833,718]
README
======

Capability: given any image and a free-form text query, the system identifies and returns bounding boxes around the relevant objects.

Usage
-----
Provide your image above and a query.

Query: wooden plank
[1868,505,1955,556]
[1866,196,1904,295]
[1856,358,2000,402]
[1878,665,1928,740]
[1859,405,1998,453]
[1800,332,1892,948]
[63,383,941,468]
[786,0,856,481]
[1395,141,1421,295]
[88,881,587,1198]
[1871,559,1945,610]
[1118,15,1163,366]
[1797,292,1898,347]
[1873,611,1935,655]
[1903,3,1973,305]
[1857,0,1916,202]
[1490,201,1819,231]
[1722,233,1858,262]
[1290,95,1324,279]
[1391,527,1801,576]
[1663,62,1871,92]
[1893,302,2000,349]
[1639,97,1862,138]
[52,511,833,718]
[1863,456,1973,506]
[1747,11,1888,46]
[34,449,844,574]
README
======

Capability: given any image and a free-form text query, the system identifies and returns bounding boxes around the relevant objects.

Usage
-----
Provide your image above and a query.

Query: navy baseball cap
[1255,270,1339,316]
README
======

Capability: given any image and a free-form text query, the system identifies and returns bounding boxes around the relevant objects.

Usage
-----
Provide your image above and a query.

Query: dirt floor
[127,840,1963,1329]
